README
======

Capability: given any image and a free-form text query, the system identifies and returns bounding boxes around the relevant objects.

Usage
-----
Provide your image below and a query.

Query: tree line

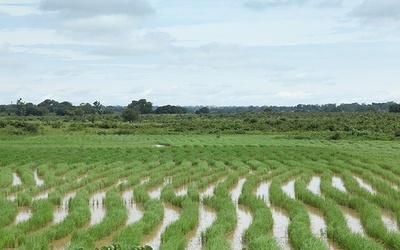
[1,99,400,121]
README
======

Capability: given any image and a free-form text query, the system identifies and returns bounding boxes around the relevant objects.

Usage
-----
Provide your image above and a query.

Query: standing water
[354,176,376,194]
[54,192,77,224]
[381,209,399,232]
[141,203,180,250]
[332,176,346,192]
[12,173,22,186]
[230,178,252,250]
[307,176,321,196]
[282,179,296,199]
[256,181,291,250]
[122,190,143,225]
[340,206,365,236]
[34,170,44,186]
[89,191,106,225]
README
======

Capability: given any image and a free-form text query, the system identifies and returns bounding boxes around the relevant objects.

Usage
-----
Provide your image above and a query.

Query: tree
[16,98,25,116]
[389,103,400,113]
[195,107,210,114]
[38,99,59,113]
[93,101,104,114]
[121,108,139,122]
[127,99,153,114]
[155,105,187,114]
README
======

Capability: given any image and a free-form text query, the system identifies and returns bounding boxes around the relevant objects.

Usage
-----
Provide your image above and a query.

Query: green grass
[1,132,400,249]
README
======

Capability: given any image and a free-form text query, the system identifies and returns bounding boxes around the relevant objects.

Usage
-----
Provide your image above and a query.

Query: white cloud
[61,15,136,36]
[353,0,400,19]
[243,0,306,10]
[318,0,342,8]
[39,0,154,17]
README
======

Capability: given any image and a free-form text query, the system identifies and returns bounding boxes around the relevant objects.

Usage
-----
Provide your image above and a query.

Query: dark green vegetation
[0,111,400,249]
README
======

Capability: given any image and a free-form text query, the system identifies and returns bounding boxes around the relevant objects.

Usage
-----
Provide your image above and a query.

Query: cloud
[352,0,400,19]
[39,0,154,18]
[61,15,136,36]
[318,0,342,8]
[0,43,26,70]
[243,0,306,10]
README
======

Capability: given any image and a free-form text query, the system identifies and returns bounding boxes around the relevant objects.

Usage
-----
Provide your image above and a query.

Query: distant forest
[1,98,400,117]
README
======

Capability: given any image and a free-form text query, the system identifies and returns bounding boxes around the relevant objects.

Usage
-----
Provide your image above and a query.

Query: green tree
[127,99,153,114]
[121,108,139,122]
[389,103,400,113]
[16,98,25,116]
[195,107,210,114]
[93,101,104,114]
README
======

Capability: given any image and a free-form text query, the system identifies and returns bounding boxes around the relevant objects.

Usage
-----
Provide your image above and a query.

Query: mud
[50,235,71,250]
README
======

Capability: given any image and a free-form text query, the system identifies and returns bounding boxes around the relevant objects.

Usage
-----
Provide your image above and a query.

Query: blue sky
[0,0,399,106]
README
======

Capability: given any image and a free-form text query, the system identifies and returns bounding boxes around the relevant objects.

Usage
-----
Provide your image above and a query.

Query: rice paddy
[0,134,400,250]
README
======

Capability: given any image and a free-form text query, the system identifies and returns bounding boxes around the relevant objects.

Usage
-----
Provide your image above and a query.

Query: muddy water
[256,181,271,205]
[12,173,22,186]
[7,194,17,201]
[140,177,150,185]
[232,204,252,250]
[332,176,346,192]
[229,178,252,250]
[53,192,77,224]
[115,179,127,186]
[34,170,44,186]
[50,235,71,250]
[282,179,296,199]
[256,181,291,249]
[33,190,50,201]
[340,206,365,236]
[307,176,321,196]
[149,185,163,200]
[89,191,107,225]
[354,177,376,195]
[77,174,87,183]
[307,205,340,249]
[186,204,217,250]
[15,207,32,224]
[200,184,216,199]
[122,190,143,225]
[175,186,188,196]
[271,206,291,250]
[142,203,181,250]
[381,209,399,232]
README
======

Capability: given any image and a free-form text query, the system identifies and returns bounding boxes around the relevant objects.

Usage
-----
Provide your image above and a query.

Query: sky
[0,0,399,107]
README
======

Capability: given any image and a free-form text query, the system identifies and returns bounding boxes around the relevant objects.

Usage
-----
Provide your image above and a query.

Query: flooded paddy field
[1,134,400,249]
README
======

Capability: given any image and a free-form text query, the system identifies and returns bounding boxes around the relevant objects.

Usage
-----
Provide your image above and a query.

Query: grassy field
[0,131,399,249]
